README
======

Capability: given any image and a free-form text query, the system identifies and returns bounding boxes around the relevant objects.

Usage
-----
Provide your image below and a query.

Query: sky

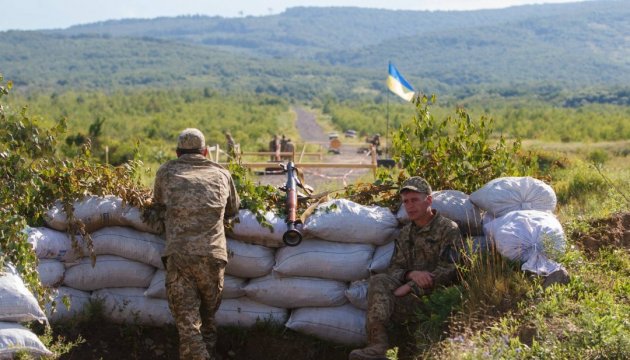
[0,0,587,31]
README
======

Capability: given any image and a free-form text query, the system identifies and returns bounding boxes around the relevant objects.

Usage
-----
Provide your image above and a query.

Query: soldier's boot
[348,323,388,360]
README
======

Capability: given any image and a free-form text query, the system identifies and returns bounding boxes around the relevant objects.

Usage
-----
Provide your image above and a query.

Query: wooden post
[215,144,220,162]
[370,144,377,177]
[105,145,109,165]
[299,144,307,163]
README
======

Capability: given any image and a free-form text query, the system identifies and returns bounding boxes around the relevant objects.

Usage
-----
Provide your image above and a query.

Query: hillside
[0,0,628,98]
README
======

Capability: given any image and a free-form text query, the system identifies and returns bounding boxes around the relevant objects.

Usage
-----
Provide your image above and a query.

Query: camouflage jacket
[153,154,240,261]
[387,210,463,288]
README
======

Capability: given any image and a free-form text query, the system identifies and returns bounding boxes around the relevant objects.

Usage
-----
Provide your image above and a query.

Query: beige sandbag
[274,239,373,282]
[216,298,288,328]
[470,177,557,217]
[45,287,91,323]
[92,288,173,326]
[63,255,155,291]
[26,226,78,261]
[244,274,347,308]
[345,280,368,310]
[226,238,275,278]
[37,259,65,287]
[45,195,160,233]
[285,304,366,346]
[0,264,47,323]
[89,226,165,268]
[229,210,286,247]
[303,199,398,245]
[0,322,53,358]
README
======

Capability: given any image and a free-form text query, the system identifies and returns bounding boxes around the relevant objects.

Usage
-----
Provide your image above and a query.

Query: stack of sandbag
[32,196,407,346]
[0,264,53,358]
[470,177,566,276]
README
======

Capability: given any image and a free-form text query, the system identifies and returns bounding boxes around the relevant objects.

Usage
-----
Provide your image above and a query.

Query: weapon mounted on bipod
[280,162,309,246]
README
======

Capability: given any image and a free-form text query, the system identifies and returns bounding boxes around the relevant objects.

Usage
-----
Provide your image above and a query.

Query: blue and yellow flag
[387,62,415,101]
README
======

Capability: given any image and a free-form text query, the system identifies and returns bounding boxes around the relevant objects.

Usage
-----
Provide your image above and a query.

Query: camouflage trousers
[367,273,424,360]
[165,254,225,360]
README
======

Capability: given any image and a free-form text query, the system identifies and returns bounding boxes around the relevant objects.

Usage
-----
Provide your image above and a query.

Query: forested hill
[0,0,628,98]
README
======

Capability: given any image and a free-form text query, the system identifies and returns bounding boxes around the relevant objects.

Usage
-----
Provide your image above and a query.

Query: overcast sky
[0,0,588,31]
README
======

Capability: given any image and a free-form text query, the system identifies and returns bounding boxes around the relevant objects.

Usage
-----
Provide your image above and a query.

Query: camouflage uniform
[350,177,463,360]
[154,128,240,360]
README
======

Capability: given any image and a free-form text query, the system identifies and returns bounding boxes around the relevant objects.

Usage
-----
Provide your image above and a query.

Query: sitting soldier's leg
[349,273,402,360]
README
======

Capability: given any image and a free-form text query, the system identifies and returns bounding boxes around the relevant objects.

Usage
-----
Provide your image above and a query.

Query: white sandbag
[225,238,275,278]
[303,199,398,245]
[0,264,47,323]
[63,255,155,291]
[229,210,286,247]
[92,288,173,326]
[396,190,483,235]
[0,322,53,358]
[243,274,347,308]
[45,195,160,233]
[89,226,165,268]
[37,259,64,287]
[144,270,246,300]
[216,298,288,328]
[345,280,368,310]
[25,226,77,261]
[483,210,565,275]
[470,177,557,217]
[368,241,395,273]
[286,304,366,346]
[45,287,91,323]
[274,239,373,282]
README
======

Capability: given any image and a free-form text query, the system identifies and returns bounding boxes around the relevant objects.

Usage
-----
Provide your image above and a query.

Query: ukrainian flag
[387,62,415,102]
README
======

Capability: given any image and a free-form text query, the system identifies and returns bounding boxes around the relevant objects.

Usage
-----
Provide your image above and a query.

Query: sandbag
[216,298,288,328]
[144,270,246,300]
[0,264,47,323]
[368,240,395,273]
[0,322,53,358]
[274,239,373,282]
[483,210,565,275]
[37,259,64,287]
[303,199,398,245]
[470,177,557,217]
[285,304,366,346]
[243,274,347,308]
[88,226,165,268]
[345,280,368,310]
[225,238,275,278]
[45,287,91,323]
[26,226,77,261]
[92,288,173,326]
[397,190,483,235]
[229,210,286,247]
[63,255,155,291]
[45,195,160,233]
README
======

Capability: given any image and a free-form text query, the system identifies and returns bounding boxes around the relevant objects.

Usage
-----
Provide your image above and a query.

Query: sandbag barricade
[24,184,565,349]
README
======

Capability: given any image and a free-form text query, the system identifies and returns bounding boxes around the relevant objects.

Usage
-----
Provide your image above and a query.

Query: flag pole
[386,90,390,157]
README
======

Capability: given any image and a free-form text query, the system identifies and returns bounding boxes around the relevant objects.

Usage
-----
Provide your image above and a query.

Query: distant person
[153,128,240,360]
[225,131,236,158]
[349,177,463,360]
[282,138,295,161]
[269,134,281,161]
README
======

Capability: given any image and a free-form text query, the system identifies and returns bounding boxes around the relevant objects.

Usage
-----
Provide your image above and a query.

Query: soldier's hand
[407,270,434,288]
[393,283,412,297]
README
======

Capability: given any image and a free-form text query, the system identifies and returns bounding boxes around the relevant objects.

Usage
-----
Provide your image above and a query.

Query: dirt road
[255,107,376,192]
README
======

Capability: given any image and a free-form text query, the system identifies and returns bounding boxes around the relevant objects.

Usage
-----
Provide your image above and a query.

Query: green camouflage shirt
[153,154,240,261]
[387,210,463,288]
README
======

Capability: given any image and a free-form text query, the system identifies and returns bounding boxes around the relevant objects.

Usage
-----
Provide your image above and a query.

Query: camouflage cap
[177,128,205,150]
[400,176,432,194]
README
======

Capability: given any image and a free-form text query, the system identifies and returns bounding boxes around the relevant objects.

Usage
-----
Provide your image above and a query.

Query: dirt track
[255,107,376,192]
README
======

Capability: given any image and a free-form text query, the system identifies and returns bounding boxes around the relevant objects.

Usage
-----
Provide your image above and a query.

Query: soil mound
[572,212,630,255]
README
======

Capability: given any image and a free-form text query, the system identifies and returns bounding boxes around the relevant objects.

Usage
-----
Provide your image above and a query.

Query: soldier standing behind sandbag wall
[153,128,240,360]
[349,177,463,360]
